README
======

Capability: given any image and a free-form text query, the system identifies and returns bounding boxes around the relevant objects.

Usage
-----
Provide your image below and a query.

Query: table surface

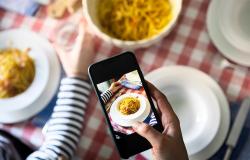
[0,0,250,159]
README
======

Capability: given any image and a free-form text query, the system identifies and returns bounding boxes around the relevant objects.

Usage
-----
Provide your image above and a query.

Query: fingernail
[132,122,141,130]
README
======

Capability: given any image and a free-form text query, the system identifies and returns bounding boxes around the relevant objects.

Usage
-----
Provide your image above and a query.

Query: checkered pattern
[109,115,134,135]
[0,0,250,159]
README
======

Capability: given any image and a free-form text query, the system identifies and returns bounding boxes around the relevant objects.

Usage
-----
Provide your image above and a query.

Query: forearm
[27,77,91,160]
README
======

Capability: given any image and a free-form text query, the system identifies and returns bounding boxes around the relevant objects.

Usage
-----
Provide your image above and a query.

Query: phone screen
[89,52,163,158]
[96,69,158,139]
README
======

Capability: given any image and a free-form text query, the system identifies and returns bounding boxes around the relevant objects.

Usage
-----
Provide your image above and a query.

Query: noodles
[0,48,35,99]
[118,97,140,115]
[98,0,172,41]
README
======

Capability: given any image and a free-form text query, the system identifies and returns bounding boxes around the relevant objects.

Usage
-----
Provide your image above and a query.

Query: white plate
[0,29,61,123]
[145,66,220,156]
[207,0,250,67]
[219,0,250,53]
[110,93,151,127]
[0,30,50,112]
[142,66,230,160]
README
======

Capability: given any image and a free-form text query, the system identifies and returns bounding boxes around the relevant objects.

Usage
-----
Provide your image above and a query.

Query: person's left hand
[109,81,122,94]
[54,20,95,79]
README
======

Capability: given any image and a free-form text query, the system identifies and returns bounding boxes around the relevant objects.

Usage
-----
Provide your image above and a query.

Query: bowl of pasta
[83,0,182,49]
[0,29,50,123]
[110,93,151,127]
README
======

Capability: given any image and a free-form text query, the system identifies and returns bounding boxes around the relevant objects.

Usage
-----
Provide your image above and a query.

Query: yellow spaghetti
[118,97,140,115]
[0,48,35,99]
[97,0,172,41]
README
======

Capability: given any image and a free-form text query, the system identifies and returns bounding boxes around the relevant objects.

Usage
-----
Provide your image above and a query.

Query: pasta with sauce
[118,97,140,115]
[0,48,35,98]
[97,0,172,41]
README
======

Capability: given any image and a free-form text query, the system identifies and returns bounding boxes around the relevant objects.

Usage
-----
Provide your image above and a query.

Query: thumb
[132,122,162,147]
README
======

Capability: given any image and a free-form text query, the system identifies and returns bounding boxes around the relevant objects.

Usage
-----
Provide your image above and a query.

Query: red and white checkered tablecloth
[0,0,250,159]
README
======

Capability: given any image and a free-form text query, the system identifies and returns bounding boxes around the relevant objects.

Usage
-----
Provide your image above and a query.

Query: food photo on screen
[97,70,158,137]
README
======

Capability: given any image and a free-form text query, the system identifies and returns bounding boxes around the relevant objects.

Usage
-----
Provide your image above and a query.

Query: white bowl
[207,0,250,66]
[145,66,221,156]
[164,82,220,155]
[0,29,50,120]
[110,93,151,127]
[218,0,250,54]
[144,66,229,160]
[83,0,182,49]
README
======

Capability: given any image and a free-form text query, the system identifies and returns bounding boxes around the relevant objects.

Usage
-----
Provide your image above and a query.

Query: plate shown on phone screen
[110,93,151,127]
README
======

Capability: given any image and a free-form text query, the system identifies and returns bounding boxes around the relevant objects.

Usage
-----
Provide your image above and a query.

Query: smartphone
[88,51,163,159]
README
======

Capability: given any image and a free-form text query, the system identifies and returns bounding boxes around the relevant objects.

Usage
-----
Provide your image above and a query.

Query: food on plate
[0,48,35,98]
[118,97,140,115]
[98,0,172,41]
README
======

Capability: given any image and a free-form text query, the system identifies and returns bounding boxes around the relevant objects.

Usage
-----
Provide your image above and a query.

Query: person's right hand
[132,82,188,160]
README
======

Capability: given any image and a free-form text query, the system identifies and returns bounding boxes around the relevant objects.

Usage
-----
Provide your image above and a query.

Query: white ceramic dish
[0,30,49,114]
[207,0,250,66]
[110,93,150,127]
[0,29,61,123]
[83,0,182,49]
[142,66,230,160]
[159,81,219,155]
[219,0,250,53]
[145,66,220,155]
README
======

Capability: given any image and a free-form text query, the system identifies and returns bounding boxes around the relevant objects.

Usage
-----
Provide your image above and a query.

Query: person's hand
[132,82,188,160]
[109,81,122,94]
[54,20,95,79]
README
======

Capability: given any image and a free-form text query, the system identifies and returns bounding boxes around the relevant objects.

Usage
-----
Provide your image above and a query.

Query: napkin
[120,80,142,90]
[0,0,40,16]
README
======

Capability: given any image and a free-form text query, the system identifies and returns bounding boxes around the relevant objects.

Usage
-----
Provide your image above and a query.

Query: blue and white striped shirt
[0,77,91,160]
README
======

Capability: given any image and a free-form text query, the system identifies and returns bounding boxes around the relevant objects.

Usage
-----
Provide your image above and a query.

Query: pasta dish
[0,48,35,99]
[118,97,140,115]
[98,0,172,41]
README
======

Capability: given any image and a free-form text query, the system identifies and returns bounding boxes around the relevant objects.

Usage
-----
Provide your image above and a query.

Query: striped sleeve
[27,77,91,160]
[149,113,157,126]
[100,90,113,104]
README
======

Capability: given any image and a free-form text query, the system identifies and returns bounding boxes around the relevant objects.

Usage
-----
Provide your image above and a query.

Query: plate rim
[152,76,221,155]
[206,0,250,66]
[0,28,61,123]
[0,30,50,111]
[218,0,250,53]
